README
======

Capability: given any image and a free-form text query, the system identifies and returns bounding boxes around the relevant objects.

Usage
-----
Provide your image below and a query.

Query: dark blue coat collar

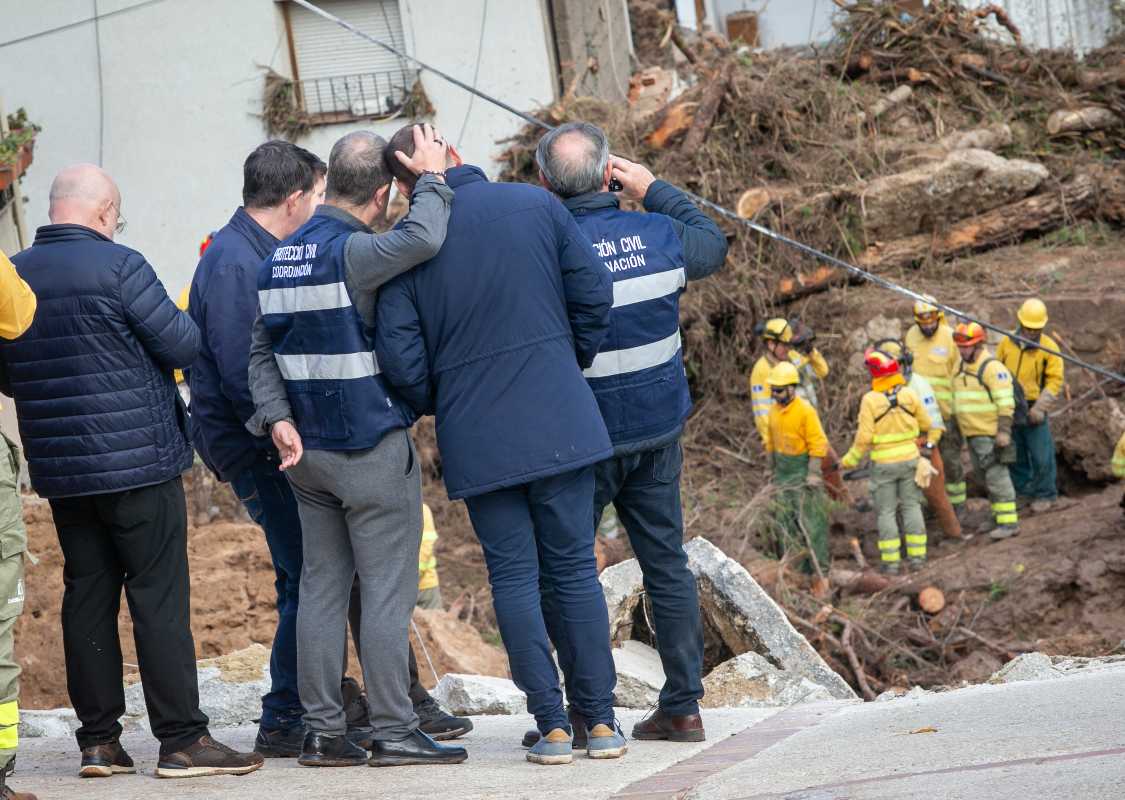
[227,207,278,257]
[447,164,487,189]
[33,223,111,245]
[314,204,372,233]
[562,191,620,216]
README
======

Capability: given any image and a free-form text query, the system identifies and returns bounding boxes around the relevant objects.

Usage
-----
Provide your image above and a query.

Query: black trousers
[49,478,209,753]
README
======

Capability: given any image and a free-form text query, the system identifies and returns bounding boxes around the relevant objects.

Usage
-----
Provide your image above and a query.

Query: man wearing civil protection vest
[247,125,467,769]
[952,322,1020,539]
[535,122,728,745]
[841,349,936,574]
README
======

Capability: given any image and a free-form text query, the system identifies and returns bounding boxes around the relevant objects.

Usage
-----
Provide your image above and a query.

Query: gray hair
[326,131,392,206]
[535,122,610,198]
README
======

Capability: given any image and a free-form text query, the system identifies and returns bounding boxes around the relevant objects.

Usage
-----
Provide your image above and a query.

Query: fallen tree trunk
[1047,106,1121,136]
[681,59,734,153]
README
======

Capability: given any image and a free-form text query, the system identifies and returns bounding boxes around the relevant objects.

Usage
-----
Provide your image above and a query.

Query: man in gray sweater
[247,125,466,768]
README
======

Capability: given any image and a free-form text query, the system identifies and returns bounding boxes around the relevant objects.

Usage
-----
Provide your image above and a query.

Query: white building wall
[702,0,840,46]
[0,0,557,294]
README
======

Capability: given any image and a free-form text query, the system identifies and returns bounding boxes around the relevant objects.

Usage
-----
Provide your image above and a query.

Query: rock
[859,149,1049,240]
[989,652,1064,684]
[610,641,665,709]
[20,708,79,739]
[950,650,1004,685]
[410,609,510,689]
[601,537,857,701]
[125,643,271,729]
[700,652,833,708]
[845,315,903,379]
[432,674,527,716]
[875,685,933,702]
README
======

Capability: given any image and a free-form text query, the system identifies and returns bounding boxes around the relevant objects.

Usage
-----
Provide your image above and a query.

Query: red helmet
[953,322,986,346]
[864,347,900,379]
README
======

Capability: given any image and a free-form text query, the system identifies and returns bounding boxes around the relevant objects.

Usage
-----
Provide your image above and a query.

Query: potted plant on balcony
[0,108,39,193]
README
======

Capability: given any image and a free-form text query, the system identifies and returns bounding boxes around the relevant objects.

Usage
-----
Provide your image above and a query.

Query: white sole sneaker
[79,764,136,778]
[155,762,263,779]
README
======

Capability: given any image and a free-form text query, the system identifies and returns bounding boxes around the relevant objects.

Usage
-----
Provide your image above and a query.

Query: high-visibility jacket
[953,349,1014,437]
[0,250,36,414]
[905,322,960,418]
[841,375,931,468]
[767,396,828,458]
[418,503,439,591]
[751,353,817,449]
[996,333,1064,403]
[174,285,190,386]
[908,373,945,438]
[1113,433,1125,479]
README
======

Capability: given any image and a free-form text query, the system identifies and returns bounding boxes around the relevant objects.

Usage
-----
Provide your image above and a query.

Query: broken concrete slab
[611,640,665,709]
[433,674,527,716]
[410,608,510,689]
[125,643,271,729]
[20,708,79,739]
[701,652,833,708]
[990,652,1125,685]
[601,536,856,701]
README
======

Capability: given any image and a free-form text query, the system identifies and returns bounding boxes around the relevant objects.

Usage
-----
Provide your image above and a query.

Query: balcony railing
[298,69,418,124]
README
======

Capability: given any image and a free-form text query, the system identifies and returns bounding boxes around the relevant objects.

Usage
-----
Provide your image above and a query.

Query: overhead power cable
[0,0,168,50]
[288,0,1125,388]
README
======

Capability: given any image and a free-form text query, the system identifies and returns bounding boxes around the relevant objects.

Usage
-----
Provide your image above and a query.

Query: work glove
[914,457,938,489]
[1028,389,1056,426]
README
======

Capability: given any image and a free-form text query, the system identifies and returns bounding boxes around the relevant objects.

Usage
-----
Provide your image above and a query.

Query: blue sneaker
[526,728,573,765]
[586,722,627,759]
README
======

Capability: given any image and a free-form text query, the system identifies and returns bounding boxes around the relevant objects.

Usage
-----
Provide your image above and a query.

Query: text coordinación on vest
[594,235,647,272]
[270,243,318,278]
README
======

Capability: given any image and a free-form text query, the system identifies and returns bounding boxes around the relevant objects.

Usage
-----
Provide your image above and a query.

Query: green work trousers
[967,436,1019,526]
[871,459,926,564]
[0,435,25,770]
[940,424,966,508]
[770,453,829,575]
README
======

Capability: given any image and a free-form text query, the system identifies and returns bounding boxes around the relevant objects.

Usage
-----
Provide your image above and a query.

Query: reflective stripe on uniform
[872,431,917,445]
[878,537,902,562]
[870,442,918,462]
[584,331,681,379]
[274,351,378,381]
[946,481,967,505]
[992,501,1018,524]
[1114,456,1125,478]
[0,701,17,750]
[904,533,926,558]
[259,281,351,315]
[611,268,686,308]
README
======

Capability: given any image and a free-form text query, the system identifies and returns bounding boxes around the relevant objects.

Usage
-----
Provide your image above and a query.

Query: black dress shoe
[297,731,368,767]
[368,729,468,767]
[255,724,305,758]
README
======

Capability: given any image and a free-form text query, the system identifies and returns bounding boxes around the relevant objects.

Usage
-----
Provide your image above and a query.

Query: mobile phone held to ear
[609,177,624,192]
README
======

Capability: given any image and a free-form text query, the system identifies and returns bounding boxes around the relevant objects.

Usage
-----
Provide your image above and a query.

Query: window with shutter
[284,0,418,124]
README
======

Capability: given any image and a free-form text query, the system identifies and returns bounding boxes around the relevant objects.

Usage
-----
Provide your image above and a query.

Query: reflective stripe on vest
[274,351,379,381]
[612,268,686,308]
[584,330,682,379]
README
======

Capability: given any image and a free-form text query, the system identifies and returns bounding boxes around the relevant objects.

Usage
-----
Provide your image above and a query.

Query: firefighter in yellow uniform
[952,322,1020,539]
[905,296,965,514]
[1113,433,1125,518]
[996,298,1064,513]
[0,250,37,800]
[417,503,442,610]
[841,350,936,574]
[765,362,830,575]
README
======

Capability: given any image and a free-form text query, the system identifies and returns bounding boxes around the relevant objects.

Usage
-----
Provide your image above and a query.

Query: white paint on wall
[0,0,557,294]
[703,0,840,46]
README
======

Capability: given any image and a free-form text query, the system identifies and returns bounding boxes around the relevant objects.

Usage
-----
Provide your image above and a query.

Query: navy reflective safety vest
[573,207,691,449]
[257,213,413,451]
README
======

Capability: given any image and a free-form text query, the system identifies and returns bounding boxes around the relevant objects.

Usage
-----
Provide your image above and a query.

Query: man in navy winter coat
[0,164,262,779]
[535,122,728,743]
[375,125,625,766]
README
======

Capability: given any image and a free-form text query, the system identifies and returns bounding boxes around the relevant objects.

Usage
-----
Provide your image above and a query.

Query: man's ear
[601,159,614,192]
[447,145,464,169]
[538,170,552,191]
[373,183,392,213]
[284,188,303,215]
[394,179,412,199]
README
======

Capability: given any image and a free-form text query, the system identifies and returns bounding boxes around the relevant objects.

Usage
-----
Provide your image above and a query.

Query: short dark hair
[242,140,326,209]
[385,124,419,188]
[326,131,393,206]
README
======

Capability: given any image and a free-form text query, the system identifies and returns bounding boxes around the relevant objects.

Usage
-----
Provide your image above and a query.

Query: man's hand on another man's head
[394,123,449,180]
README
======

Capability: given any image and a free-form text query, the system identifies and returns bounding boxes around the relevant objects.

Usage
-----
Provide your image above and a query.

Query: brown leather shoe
[631,708,705,742]
[156,735,264,778]
[79,742,136,778]
[2,757,38,799]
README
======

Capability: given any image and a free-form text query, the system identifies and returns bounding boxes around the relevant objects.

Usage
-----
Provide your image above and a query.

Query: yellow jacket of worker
[418,503,439,591]
[0,251,35,345]
[173,286,190,385]
[767,396,828,458]
[1113,433,1125,479]
[841,376,932,468]
[905,322,960,418]
[995,333,1064,403]
[953,349,1015,437]
[751,354,819,450]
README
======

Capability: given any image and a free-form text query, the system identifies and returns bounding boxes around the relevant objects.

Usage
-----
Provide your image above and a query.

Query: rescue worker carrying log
[905,297,965,516]
[750,319,847,503]
[872,339,964,540]
[996,298,1064,513]
[952,322,1021,539]
[841,349,936,574]
[764,362,830,575]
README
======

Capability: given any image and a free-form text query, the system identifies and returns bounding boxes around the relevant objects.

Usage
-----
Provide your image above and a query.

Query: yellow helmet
[1017,298,1048,330]
[761,318,793,343]
[767,361,800,387]
[913,295,941,322]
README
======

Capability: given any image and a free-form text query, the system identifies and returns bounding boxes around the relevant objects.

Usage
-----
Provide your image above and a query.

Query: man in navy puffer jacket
[375,126,624,766]
[0,164,261,779]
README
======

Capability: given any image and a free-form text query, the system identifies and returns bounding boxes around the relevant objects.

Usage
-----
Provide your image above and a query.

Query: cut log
[736,188,771,219]
[856,172,1099,271]
[858,84,913,123]
[918,586,946,615]
[864,67,936,86]
[646,99,699,149]
[681,59,735,153]
[831,568,892,595]
[1077,66,1125,91]
[776,265,854,302]
[937,123,1012,152]
[1046,106,1121,136]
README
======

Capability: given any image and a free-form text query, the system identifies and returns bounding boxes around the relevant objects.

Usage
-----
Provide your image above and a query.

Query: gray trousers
[286,429,422,739]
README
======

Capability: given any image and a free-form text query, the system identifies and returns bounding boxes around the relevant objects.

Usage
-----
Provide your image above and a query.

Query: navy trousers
[464,466,615,734]
[230,451,305,732]
[1010,420,1058,501]
[545,441,704,716]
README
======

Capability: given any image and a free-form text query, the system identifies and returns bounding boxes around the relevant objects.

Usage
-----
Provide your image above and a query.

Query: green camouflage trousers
[0,435,26,769]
